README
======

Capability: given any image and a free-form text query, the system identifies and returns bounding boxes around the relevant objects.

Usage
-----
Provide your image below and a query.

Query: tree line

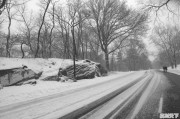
[0,0,151,71]
[146,0,180,69]
[151,25,180,69]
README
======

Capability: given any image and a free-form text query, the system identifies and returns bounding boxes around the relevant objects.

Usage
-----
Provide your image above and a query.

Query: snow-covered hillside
[0,58,73,78]
[168,65,180,75]
[0,58,134,109]
[0,58,108,86]
[0,71,133,107]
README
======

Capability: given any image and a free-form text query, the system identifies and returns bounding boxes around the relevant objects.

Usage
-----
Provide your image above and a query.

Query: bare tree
[5,0,19,57]
[17,3,35,57]
[48,1,56,58]
[146,0,172,12]
[54,6,71,58]
[68,0,82,81]
[144,0,180,17]
[54,0,89,81]
[124,38,151,71]
[151,25,179,68]
[35,0,51,58]
[88,0,148,70]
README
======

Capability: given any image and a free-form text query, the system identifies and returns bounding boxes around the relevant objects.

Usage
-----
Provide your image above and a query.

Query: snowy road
[80,70,180,119]
[0,70,179,119]
[0,71,145,119]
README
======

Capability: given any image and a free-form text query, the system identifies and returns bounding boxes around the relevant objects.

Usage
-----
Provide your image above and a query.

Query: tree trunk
[85,38,88,59]
[35,0,50,58]
[6,15,11,58]
[66,32,70,59]
[133,58,136,71]
[27,33,34,56]
[21,43,25,58]
[49,3,55,58]
[71,28,77,82]
[6,35,10,57]
[173,51,177,68]
[105,51,109,71]
[171,62,174,69]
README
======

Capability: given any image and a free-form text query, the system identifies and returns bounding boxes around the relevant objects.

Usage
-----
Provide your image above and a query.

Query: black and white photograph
[0,0,180,119]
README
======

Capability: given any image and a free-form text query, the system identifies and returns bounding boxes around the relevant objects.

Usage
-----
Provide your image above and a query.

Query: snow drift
[0,58,107,86]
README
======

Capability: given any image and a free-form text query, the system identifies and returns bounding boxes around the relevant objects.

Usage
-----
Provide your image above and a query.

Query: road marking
[158,94,163,113]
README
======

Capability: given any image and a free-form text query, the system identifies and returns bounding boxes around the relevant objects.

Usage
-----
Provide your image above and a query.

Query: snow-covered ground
[0,57,134,107]
[0,58,149,118]
[167,65,180,75]
[0,58,74,79]
[0,71,132,107]
[0,71,145,119]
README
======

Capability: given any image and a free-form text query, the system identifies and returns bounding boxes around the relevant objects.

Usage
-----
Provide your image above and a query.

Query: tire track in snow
[79,71,153,119]
[0,72,145,119]
[127,71,162,119]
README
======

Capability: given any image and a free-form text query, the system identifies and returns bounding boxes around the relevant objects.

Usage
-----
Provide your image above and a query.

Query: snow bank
[166,65,180,75]
[0,71,132,107]
[0,58,107,85]
[0,58,106,80]
[0,58,72,75]
[0,58,74,86]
